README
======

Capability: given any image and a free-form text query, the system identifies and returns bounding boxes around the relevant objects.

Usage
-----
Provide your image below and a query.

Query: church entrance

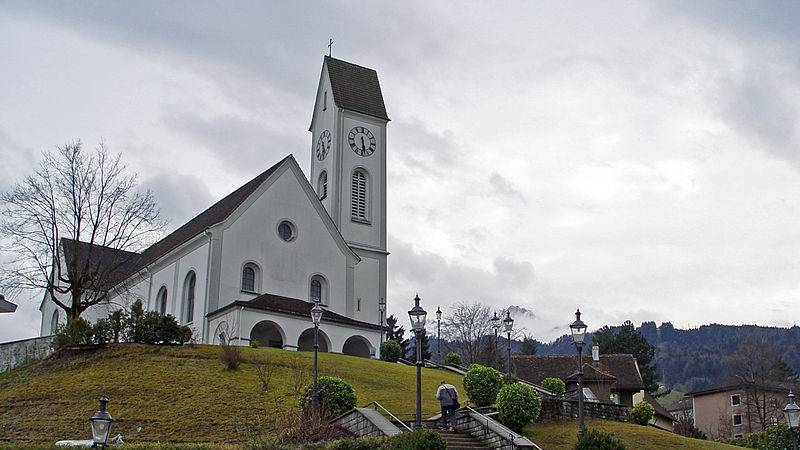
[342,335,372,358]
[249,320,285,349]
[297,328,329,352]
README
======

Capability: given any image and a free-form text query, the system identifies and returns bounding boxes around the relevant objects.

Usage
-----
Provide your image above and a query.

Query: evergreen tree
[520,336,539,355]
[593,320,661,395]
[385,315,408,351]
[406,330,432,361]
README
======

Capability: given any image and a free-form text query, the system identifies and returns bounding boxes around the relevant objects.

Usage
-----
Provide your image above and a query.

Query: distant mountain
[537,322,800,393]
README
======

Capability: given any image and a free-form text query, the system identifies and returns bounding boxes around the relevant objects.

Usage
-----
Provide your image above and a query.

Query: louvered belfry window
[351,169,368,221]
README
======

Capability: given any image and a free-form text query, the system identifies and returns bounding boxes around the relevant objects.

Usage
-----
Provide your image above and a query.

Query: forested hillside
[537,323,800,392]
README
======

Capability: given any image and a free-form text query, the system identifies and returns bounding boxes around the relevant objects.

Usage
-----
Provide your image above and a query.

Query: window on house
[733,414,743,426]
[183,271,196,323]
[731,394,741,406]
[323,90,327,111]
[357,298,361,312]
[278,220,296,242]
[318,171,328,200]
[157,286,168,315]
[242,263,260,293]
[351,169,369,221]
[50,310,59,333]
[309,275,328,305]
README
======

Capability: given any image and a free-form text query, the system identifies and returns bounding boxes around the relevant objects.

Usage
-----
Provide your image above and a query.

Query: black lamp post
[89,394,114,448]
[310,301,324,412]
[570,308,588,437]
[436,306,442,365]
[491,311,501,369]
[503,311,514,381]
[408,294,428,429]
[379,297,386,347]
[785,391,800,450]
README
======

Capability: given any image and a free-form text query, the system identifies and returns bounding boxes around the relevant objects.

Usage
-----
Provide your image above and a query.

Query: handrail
[363,401,413,432]
[459,404,541,450]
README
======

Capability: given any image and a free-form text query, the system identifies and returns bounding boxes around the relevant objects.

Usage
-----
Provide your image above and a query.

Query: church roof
[325,56,390,121]
[207,292,384,332]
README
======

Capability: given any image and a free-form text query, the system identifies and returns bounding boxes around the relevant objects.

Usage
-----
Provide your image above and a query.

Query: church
[39,56,389,358]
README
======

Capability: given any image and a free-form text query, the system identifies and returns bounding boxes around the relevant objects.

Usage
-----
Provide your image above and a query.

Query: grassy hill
[524,420,743,450]
[0,344,466,444]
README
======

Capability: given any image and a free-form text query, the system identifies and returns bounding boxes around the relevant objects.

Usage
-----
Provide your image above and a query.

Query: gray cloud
[488,172,526,204]
[141,172,215,228]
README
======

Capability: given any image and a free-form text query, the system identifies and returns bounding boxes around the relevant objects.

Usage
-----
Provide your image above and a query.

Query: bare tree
[0,141,164,321]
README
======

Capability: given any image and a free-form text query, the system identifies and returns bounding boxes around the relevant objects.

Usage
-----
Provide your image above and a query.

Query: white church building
[40,56,390,358]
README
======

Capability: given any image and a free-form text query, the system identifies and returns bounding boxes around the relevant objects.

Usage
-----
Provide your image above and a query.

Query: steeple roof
[325,56,390,121]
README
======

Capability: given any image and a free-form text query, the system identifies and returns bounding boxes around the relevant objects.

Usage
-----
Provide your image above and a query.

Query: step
[435,430,489,450]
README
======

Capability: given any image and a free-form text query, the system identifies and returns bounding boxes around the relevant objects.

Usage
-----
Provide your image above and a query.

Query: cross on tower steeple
[328,38,333,57]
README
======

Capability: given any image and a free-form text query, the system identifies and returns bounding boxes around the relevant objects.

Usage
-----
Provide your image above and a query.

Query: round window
[277,221,296,242]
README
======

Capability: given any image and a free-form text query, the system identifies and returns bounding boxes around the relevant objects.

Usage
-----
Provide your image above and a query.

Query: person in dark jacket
[436,381,459,431]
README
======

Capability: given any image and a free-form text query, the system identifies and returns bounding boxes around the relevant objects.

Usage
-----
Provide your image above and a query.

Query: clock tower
[309,56,389,322]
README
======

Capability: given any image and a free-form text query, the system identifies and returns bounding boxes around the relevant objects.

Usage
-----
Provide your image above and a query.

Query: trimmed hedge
[574,428,626,450]
[444,351,462,366]
[463,364,504,407]
[299,376,357,418]
[326,429,445,450]
[495,382,542,432]
[379,340,402,363]
[541,377,566,395]
[628,401,654,426]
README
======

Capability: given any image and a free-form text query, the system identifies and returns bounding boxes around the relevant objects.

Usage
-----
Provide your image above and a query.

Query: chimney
[592,344,599,362]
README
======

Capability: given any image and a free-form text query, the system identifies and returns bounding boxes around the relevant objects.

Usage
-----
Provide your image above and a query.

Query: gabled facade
[40,56,389,358]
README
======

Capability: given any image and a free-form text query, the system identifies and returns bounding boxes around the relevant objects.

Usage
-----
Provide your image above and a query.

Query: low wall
[456,409,538,450]
[0,336,55,372]
[332,408,402,438]
[539,398,629,423]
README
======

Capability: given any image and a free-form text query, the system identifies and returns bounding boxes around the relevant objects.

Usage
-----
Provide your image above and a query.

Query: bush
[495,382,542,432]
[463,364,504,407]
[249,338,260,348]
[326,437,385,450]
[382,429,446,450]
[53,317,94,348]
[123,300,191,345]
[444,351,462,366]
[541,377,566,395]
[92,318,114,345]
[299,376,357,418]
[628,401,654,425]
[220,343,242,370]
[379,340,402,363]
[574,428,626,450]
[764,424,792,450]
[155,314,192,344]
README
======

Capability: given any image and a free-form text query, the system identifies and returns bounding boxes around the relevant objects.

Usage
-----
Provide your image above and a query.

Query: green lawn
[0,344,466,444]
[524,420,743,450]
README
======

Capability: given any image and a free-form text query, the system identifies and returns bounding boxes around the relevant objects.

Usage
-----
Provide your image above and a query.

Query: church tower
[309,56,389,322]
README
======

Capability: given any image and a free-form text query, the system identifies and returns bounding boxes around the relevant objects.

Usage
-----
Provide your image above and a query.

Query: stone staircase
[436,429,488,449]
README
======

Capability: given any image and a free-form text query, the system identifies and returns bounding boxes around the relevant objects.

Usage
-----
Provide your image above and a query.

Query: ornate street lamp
[436,306,442,365]
[408,294,427,429]
[89,394,114,448]
[570,308,588,437]
[503,311,514,381]
[785,391,800,450]
[379,297,386,346]
[310,301,324,412]
[491,311,501,369]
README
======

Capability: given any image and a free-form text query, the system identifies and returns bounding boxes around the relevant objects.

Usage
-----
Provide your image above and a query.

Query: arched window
[351,169,369,221]
[242,263,260,293]
[318,171,328,200]
[309,274,328,306]
[157,286,168,315]
[50,310,59,333]
[182,271,196,323]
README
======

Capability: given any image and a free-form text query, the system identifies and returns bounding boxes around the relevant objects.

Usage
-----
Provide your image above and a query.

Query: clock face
[348,126,376,157]
[316,130,331,161]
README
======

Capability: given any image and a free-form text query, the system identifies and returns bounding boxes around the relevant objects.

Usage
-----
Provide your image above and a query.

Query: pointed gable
[325,56,390,121]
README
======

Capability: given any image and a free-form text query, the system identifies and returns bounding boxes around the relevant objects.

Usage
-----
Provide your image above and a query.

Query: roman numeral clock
[348,126,376,157]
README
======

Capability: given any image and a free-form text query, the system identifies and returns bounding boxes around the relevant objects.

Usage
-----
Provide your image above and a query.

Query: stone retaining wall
[539,397,629,423]
[456,410,537,449]
[0,336,55,372]
[332,408,401,438]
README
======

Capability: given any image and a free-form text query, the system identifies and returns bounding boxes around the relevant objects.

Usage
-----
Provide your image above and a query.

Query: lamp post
[503,311,514,381]
[379,297,386,347]
[570,308,588,437]
[89,394,114,448]
[785,391,800,450]
[408,294,428,429]
[436,306,442,365]
[310,301,324,412]
[491,311,501,370]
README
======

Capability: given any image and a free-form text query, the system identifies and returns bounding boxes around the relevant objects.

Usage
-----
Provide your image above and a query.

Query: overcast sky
[1,1,799,342]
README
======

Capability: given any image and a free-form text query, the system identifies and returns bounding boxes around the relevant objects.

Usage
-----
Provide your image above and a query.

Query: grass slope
[525,420,743,450]
[0,344,466,444]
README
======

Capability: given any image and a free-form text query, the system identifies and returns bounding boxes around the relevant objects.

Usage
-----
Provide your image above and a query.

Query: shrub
[463,364,504,407]
[299,376,357,418]
[155,314,192,344]
[327,436,386,450]
[53,317,94,348]
[628,401,654,425]
[541,377,566,395]
[108,309,126,343]
[444,351,462,366]
[220,343,242,370]
[382,429,446,450]
[495,382,542,432]
[574,428,626,450]
[249,338,260,348]
[764,424,792,450]
[379,340,402,363]
[92,318,114,345]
